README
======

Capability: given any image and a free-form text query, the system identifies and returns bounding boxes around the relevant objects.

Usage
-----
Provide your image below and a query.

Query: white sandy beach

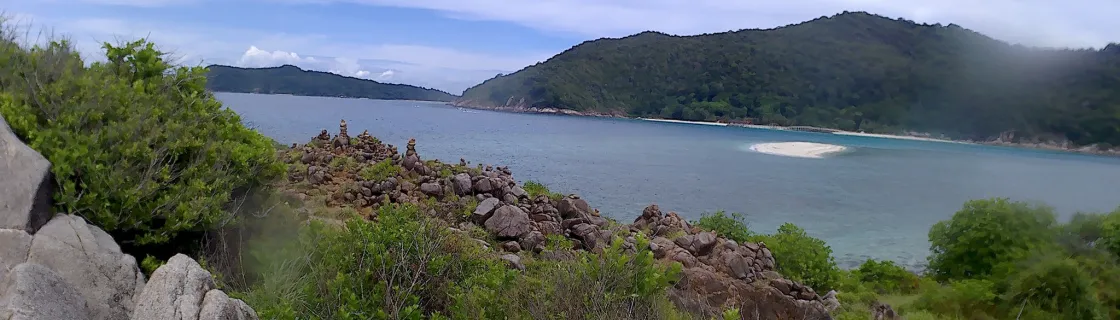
[750,142,849,159]
[640,118,729,126]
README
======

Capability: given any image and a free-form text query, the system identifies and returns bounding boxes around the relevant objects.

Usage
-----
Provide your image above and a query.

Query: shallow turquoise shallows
[219,92,1120,270]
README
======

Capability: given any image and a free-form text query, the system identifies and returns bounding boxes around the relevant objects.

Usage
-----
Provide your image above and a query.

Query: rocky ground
[280,120,840,319]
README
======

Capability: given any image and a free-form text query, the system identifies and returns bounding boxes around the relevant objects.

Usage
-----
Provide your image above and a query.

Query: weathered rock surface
[0,263,91,320]
[484,205,531,239]
[26,214,146,320]
[0,229,32,276]
[0,115,54,233]
[132,254,258,320]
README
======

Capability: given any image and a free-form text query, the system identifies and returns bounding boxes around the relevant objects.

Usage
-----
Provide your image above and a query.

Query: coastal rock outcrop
[132,254,258,320]
[278,122,836,320]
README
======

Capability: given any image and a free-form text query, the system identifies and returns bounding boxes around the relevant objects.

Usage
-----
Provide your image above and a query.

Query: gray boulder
[199,289,259,320]
[0,263,90,320]
[0,114,54,233]
[451,173,472,195]
[472,197,500,223]
[26,214,145,320]
[484,205,532,239]
[131,254,221,320]
[420,182,442,196]
[0,229,33,277]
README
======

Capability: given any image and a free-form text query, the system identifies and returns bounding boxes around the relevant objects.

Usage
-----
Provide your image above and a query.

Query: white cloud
[237,46,313,67]
[333,0,1120,48]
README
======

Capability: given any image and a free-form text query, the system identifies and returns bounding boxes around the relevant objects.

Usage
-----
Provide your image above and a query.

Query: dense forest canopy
[458,11,1120,147]
[206,64,457,102]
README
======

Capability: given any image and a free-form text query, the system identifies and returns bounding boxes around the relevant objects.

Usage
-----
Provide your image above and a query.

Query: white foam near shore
[750,142,848,159]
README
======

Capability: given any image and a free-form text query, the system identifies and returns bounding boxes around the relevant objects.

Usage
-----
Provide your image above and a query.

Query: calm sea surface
[218,92,1120,269]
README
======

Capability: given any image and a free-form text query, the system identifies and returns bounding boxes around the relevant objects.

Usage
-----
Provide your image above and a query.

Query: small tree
[926,198,1057,281]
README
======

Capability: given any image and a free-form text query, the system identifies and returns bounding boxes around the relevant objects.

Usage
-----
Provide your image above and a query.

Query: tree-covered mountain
[206,65,457,102]
[457,11,1120,147]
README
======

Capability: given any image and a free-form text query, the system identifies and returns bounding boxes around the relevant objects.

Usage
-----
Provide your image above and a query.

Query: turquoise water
[218,92,1120,269]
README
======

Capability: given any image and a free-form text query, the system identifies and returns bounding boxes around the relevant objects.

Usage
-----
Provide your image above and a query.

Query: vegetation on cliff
[458,11,1120,148]
[206,64,457,102]
[7,20,1120,320]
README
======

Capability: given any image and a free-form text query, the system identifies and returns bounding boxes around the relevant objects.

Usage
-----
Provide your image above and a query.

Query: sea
[217,92,1120,270]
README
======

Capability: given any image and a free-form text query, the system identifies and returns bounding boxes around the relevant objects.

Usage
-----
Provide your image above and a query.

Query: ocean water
[218,92,1120,269]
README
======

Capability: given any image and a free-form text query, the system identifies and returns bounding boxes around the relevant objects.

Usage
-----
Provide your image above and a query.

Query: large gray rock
[451,173,472,195]
[484,205,532,239]
[556,196,594,220]
[472,197,500,223]
[0,263,91,320]
[27,214,146,320]
[131,254,217,320]
[198,289,258,320]
[0,229,32,277]
[0,115,53,233]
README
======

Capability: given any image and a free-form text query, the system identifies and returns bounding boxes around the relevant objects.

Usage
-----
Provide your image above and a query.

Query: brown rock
[501,241,521,253]
[483,205,531,239]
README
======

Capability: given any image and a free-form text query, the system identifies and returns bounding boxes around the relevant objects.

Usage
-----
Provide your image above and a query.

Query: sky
[2,0,1118,94]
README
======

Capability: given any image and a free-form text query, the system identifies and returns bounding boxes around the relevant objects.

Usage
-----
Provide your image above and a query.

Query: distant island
[205,64,457,102]
[455,11,1120,150]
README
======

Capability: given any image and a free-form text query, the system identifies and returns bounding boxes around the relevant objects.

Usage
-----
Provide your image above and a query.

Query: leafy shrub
[358,158,400,181]
[523,180,563,201]
[752,223,841,291]
[926,198,1057,281]
[692,211,752,243]
[0,38,283,246]
[1005,255,1106,320]
[912,279,998,319]
[484,234,684,320]
[1094,209,1120,257]
[854,259,920,294]
[242,203,511,319]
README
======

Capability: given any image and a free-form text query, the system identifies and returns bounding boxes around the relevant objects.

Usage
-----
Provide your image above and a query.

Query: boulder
[0,115,54,233]
[419,183,442,196]
[518,231,546,253]
[673,232,718,256]
[132,254,256,320]
[26,214,145,320]
[500,254,525,271]
[510,186,528,199]
[0,263,90,320]
[501,241,521,253]
[484,205,532,239]
[556,196,594,220]
[822,290,840,312]
[451,173,472,195]
[472,197,500,223]
[199,289,259,320]
[0,229,33,277]
[472,178,498,193]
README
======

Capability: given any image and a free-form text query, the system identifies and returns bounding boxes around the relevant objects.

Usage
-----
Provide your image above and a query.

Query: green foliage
[926,198,1057,281]
[854,259,920,294]
[205,64,456,102]
[358,159,400,181]
[329,155,359,172]
[1095,209,1120,257]
[692,211,752,243]
[1005,255,1106,320]
[522,180,563,200]
[912,279,999,319]
[243,203,509,319]
[0,37,284,247]
[140,255,166,276]
[752,223,841,291]
[719,308,740,320]
[460,12,1120,146]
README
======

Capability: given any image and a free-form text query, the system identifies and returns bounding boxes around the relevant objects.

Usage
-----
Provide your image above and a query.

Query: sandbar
[750,142,848,159]
[833,131,969,144]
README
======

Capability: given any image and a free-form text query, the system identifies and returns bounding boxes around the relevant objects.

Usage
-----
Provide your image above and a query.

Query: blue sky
[3,0,1117,94]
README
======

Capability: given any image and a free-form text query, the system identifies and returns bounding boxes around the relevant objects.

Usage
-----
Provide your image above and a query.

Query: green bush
[0,38,283,246]
[692,211,752,243]
[523,180,563,201]
[926,198,1057,281]
[854,259,920,294]
[912,279,999,319]
[359,158,400,181]
[242,203,511,319]
[1005,255,1106,320]
[751,223,841,291]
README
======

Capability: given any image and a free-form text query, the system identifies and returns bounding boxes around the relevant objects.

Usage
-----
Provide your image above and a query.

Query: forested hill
[457,11,1120,147]
[206,65,457,102]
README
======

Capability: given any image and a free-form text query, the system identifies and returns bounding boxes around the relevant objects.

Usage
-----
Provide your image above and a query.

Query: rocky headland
[278,120,844,319]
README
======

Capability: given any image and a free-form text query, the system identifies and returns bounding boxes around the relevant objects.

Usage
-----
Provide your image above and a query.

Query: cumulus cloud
[237,46,315,67]
[337,0,1120,48]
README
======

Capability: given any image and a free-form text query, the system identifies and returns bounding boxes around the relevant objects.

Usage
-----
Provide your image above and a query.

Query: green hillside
[206,64,457,102]
[458,11,1120,147]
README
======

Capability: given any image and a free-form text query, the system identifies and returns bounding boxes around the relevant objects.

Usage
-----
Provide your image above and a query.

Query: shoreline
[449,100,1119,157]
